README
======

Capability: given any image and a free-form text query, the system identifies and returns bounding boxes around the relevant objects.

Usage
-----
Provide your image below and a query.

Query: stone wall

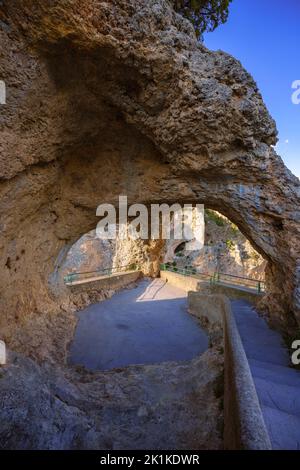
[160,270,203,292]
[188,292,272,450]
[160,270,263,304]
[67,271,142,295]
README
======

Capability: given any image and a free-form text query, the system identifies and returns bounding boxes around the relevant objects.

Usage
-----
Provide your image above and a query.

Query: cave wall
[0,0,299,343]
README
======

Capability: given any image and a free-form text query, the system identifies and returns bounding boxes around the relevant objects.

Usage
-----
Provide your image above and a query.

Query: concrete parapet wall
[68,271,142,294]
[188,292,272,450]
[160,270,204,292]
[206,284,263,304]
[160,270,263,304]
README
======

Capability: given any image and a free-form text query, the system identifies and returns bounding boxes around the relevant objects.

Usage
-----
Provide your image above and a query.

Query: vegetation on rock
[167,210,266,281]
[171,0,232,38]
[205,209,225,227]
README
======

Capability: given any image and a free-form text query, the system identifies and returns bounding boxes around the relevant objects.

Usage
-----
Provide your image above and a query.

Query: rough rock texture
[166,210,266,280]
[59,231,114,278]
[0,0,299,339]
[54,228,162,290]
[9,275,141,364]
[0,348,223,450]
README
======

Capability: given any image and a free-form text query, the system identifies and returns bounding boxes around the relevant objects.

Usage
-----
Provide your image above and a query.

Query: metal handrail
[64,263,140,285]
[214,271,263,283]
[160,263,265,293]
[160,264,213,281]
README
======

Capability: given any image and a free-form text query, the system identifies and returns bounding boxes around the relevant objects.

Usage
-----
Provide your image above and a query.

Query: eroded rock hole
[56,226,208,371]
[55,208,265,372]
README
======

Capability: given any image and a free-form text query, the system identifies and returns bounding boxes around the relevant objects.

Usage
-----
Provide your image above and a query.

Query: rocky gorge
[164,209,266,280]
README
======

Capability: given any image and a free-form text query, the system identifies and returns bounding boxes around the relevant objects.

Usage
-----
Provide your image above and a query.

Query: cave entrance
[56,205,266,297]
[56,206,265,372]
[174,242,187,254]
[54,225,207,371]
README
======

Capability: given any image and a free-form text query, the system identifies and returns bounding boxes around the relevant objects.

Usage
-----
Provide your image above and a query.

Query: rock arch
[0,0,299,345]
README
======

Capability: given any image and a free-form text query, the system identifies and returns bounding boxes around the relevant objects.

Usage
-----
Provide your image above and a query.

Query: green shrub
[251,252,261,261]
[205,209,225,227]
[129,263,137,270]
[170,1,232,39]
[230,223,239,235]
[226,239,235,250]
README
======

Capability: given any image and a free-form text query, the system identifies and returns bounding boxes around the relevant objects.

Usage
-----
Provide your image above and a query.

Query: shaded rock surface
[0,347,223,450]
[53,228,162,289]
[201,211,266,280]
[0,277,223,450]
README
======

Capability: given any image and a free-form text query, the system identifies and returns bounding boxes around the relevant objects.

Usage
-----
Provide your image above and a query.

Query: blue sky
[204,0,300,178]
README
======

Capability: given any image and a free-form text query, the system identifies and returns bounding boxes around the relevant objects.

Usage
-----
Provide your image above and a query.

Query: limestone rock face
[55,228,163,287]
[61,232,114,277]
[195,211,266,280]
[0,0,299,340]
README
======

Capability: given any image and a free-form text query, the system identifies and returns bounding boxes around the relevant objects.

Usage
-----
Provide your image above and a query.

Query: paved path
[69,279,208,371]
[232,300,300,450]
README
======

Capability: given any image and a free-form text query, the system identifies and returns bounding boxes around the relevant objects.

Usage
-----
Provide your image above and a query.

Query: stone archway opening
[175,241,188,254]
[57,202,267,374]
[40,216,212,373]
[51,203,267,299]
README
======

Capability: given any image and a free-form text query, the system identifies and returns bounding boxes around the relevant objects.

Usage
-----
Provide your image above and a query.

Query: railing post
[258,281,261,293]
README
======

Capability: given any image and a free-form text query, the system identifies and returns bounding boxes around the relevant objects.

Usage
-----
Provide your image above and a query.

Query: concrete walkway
[231,300,300,450]
[69,279,208,371]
